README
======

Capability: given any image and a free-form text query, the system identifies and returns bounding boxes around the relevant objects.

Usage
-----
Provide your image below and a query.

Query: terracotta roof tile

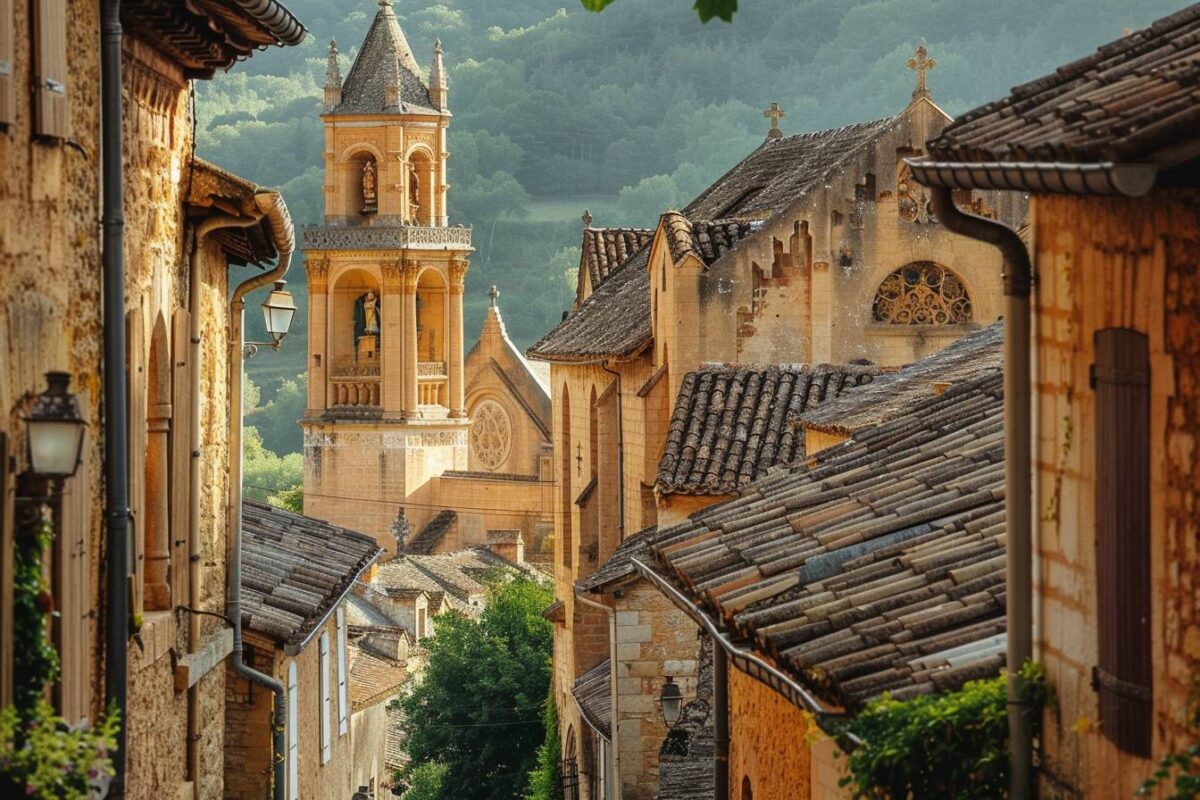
[349,645,407,711]
[927,6,1200,166]
[657,363,882,496]
[581,227,654,295]
[650,372,1008,710]
[661,213,757,266]
[241,500,382,648]
[572,660,612,740]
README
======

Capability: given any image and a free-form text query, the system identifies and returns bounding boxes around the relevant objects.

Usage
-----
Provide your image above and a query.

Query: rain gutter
[230,0,308,46]
[907,160,1157,197]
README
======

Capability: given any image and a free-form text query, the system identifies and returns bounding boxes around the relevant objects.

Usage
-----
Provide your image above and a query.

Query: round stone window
[470,399,512,471]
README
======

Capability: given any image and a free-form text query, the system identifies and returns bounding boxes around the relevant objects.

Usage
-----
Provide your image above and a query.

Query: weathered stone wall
[405,472,551,554]
[1032,191,1200,798]
[613,582,700,799]
[727,665,813,800]
[350,702,388,797]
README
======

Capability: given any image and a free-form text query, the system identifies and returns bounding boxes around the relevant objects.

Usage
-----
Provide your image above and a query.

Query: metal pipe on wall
[927,185,1034,800]
[100,1,129,795]
[713,644,729,800]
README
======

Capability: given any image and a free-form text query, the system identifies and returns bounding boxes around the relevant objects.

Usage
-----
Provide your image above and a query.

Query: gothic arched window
[871,261,972,325]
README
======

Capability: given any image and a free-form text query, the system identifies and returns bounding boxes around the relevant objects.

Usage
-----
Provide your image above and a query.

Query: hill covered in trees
[202,0,1179,435]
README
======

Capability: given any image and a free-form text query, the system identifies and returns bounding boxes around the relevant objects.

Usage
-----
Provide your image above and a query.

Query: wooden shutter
[319,632,332,764]
[171,310,191,611]
[1092,327,1152,757]
[287,660,299,800]
[0,0,14,126]
[336,606,348,736]
[0,433,12,707]
[33,0,69,139]
[56,403,90,724]
[126,310,145,615]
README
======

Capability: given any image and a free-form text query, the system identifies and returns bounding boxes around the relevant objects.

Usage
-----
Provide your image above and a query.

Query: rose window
[872,262,972,325]
[470,399,512,471]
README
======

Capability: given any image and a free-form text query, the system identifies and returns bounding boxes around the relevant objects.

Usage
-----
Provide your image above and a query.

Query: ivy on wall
[1136,677,1200,799]
[837,661,1050,800]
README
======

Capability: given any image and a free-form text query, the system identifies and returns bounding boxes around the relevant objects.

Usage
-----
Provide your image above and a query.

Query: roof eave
[908,158,1158,197]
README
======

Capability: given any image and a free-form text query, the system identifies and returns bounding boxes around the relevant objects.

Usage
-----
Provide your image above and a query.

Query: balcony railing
[303,223,472,251]
[330,376,380,407]
[418,361,447,407]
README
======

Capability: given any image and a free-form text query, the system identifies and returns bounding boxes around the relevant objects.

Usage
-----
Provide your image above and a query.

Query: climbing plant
[838,661,1050,800]
[1136,677,1200,799]
[1,504,120,798]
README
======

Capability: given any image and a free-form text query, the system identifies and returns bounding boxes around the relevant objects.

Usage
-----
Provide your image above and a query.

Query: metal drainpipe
[186,214,261,795]
[928,186,1033,800]
[575,590,620,794]
[227,193,294,800]
[599,361,625,543]
[713,644,729,800]
[100,2,129,796]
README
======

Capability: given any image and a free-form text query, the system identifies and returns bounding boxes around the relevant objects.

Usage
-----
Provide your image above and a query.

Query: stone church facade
[301,0,553,558]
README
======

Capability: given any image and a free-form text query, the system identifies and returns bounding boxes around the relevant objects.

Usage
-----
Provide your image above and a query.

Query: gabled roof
[578,525,659,592]
[661,214,757,266]
[580,227,655,298]
[656,363,882,496]
[798,321,1003,437]
[349,644,407,711]
[122,0,305,79]
[526,246,652,363]
[332,0,437,115]
[241,500,382,650]
[927,6,1200,168]
[373,547,542,614]
[185,158,294,267]
[572,660,612,740]
[684,116,901,221]
[404,510,457,555]
[649,373,1007,711]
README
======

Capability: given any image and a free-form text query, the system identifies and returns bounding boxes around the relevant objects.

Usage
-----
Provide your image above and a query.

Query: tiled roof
[658,637,714,800]
[526,246,652,363]
[582,227,654,294]
[185,158,288,267]
[798,321,1002,436]
[927,5,1200,167]
[405,510,457,555]
[374,547,543,615]
[345,591,396,628]
[577,526,659,592]
[661,213,757,267]
[385,704,408,772]
[241,500,382,649]
[684,116,900,221]
[656,364,882,496]
[572,660,612,740]
[332,0,437,115]
[651,373,1008,711]
[349,645,407,711]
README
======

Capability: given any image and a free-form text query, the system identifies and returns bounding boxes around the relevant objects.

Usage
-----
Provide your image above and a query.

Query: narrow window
[33,0,69,139]
[0,0,14,127]
[287,661,298,800]
[319,632,332,764]
[1092,327,1152,756]
[742,776,753,800]
[337,606,348,736]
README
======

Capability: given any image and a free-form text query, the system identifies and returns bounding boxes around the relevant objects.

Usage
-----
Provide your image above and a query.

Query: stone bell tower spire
[429,38,447,111]
[323,39,342,111]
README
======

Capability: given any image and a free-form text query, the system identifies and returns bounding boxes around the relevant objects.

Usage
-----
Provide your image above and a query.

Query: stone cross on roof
[488,285,500,307]
[763,102,785,140]
[581,209,593,228]
[908,45,936,101]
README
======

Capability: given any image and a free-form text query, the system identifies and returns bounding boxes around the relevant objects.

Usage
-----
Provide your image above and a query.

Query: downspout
[100,2,129,796]
[575,589,620,794]
[926,186,1034,800]
[186,213,261,795]
[599,361,625,543]
[227,192,294,800]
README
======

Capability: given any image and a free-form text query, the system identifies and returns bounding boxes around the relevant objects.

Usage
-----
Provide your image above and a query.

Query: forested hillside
[202,0,1179,422]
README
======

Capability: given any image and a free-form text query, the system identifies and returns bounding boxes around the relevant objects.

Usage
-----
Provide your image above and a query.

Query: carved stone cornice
[381,259,404,292]
[302,223,473,252]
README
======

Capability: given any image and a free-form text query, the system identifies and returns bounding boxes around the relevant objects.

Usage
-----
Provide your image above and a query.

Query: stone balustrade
[303,223,472,251]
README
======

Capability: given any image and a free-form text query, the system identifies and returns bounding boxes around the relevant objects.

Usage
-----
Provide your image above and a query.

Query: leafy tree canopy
[582,0,738,23]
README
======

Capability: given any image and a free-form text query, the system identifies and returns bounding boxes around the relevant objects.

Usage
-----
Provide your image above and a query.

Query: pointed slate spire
[429,38,447,110]
[334,0,435,114]
[323,39,342,111]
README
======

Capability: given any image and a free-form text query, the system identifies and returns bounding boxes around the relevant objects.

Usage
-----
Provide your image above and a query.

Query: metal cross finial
[763,102,785,140]
[581,209,593,228]
[488,285,499,307]
[907,45,936,101]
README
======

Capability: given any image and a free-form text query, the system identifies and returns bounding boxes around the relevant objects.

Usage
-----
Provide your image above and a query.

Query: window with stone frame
[871,262,972,325]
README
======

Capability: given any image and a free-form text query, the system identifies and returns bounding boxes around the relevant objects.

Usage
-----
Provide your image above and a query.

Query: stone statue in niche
[354,290,380,360]
[408,163,421,223]
[361,158,377,213]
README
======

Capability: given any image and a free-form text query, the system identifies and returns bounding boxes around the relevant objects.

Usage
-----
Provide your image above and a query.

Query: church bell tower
[301,0,472,550]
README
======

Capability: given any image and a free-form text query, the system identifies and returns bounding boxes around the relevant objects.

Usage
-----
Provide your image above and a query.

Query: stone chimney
[486,529,525,565]
[323,39,342,111]
[429,38,447,111]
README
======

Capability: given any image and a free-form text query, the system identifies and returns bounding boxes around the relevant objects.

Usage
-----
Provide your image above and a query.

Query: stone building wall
[727,666,813,800]
[350,702,389,797]
[1032,191,1200,798]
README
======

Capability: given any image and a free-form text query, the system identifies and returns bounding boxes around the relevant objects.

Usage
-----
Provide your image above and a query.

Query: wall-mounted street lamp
[659,675,683,727]
[244,280,297,357]
[24,371,86,482]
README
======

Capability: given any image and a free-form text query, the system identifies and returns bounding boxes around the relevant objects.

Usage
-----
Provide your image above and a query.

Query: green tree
[402,762,449,800]
[401,577,553,800]
[524,690,563,800]
[249,374,307,455]
[582,0,739,23]
[242,426,303,505]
